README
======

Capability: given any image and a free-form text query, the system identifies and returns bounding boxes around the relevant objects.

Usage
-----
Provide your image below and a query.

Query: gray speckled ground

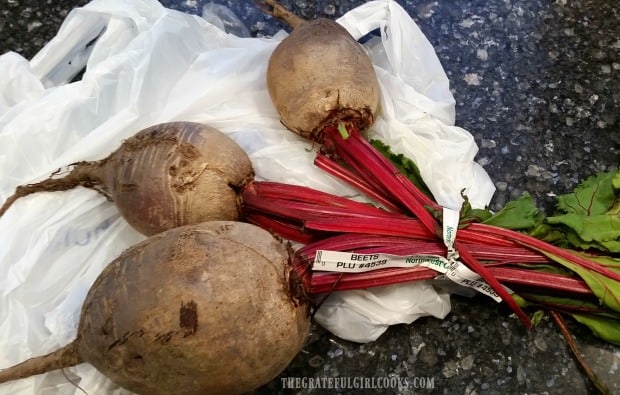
[1,0,619,394]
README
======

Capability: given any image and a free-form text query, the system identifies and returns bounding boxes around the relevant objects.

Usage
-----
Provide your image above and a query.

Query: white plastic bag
[0,0,494,392]
[314,282,451,343]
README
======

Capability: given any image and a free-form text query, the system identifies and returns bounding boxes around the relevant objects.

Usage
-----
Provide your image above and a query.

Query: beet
[0,122,254,236]
[0,221,310,395]
[261,0,380,141]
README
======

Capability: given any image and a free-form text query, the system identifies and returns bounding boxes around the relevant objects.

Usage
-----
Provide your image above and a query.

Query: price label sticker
[312,249,502,302]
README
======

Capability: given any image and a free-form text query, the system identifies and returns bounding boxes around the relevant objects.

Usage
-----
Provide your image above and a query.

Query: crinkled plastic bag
[0,0,495,392]
[314,282,451,343]
[201,2,251,38]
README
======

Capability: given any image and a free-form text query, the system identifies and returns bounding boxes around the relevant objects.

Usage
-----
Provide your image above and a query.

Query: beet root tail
[0,161,105,218]
[0,341,82,384]
[256,0,305,28]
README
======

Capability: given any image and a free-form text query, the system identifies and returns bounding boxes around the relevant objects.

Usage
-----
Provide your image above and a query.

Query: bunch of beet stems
[243,182,601,314]
[242,123,620,328]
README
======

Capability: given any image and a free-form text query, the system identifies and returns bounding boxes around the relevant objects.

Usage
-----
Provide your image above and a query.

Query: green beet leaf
[481,193,541,230]
[571,313,620,345]
[514,291,620,344]
[541,250,620,314]
[555,171,617,216]
[370,139,435,201]
[518,292,618,318]
[546,170,620,253]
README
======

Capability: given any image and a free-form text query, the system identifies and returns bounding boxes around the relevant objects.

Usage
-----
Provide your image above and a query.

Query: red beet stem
[316,127,532,325]
[249,122,605,328]
[308,264,592,296]
[490,267,593,295]
[314,153,405,213]
[328,136,397,198]
[352,132,440,211]
[244,194,384,221]
[310,267,438,293]
[321,126,440,231]
[461,243,548,263]
[304,216,436,239]
[243,213,315,244]
[242,181,398,218]
[296,233,548,264]
[458,228,525,247]
[297,235,443,258]
[296,233,417,257]
[294,233,581,306]
[468,223,620,283]
[452,242,531,326]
